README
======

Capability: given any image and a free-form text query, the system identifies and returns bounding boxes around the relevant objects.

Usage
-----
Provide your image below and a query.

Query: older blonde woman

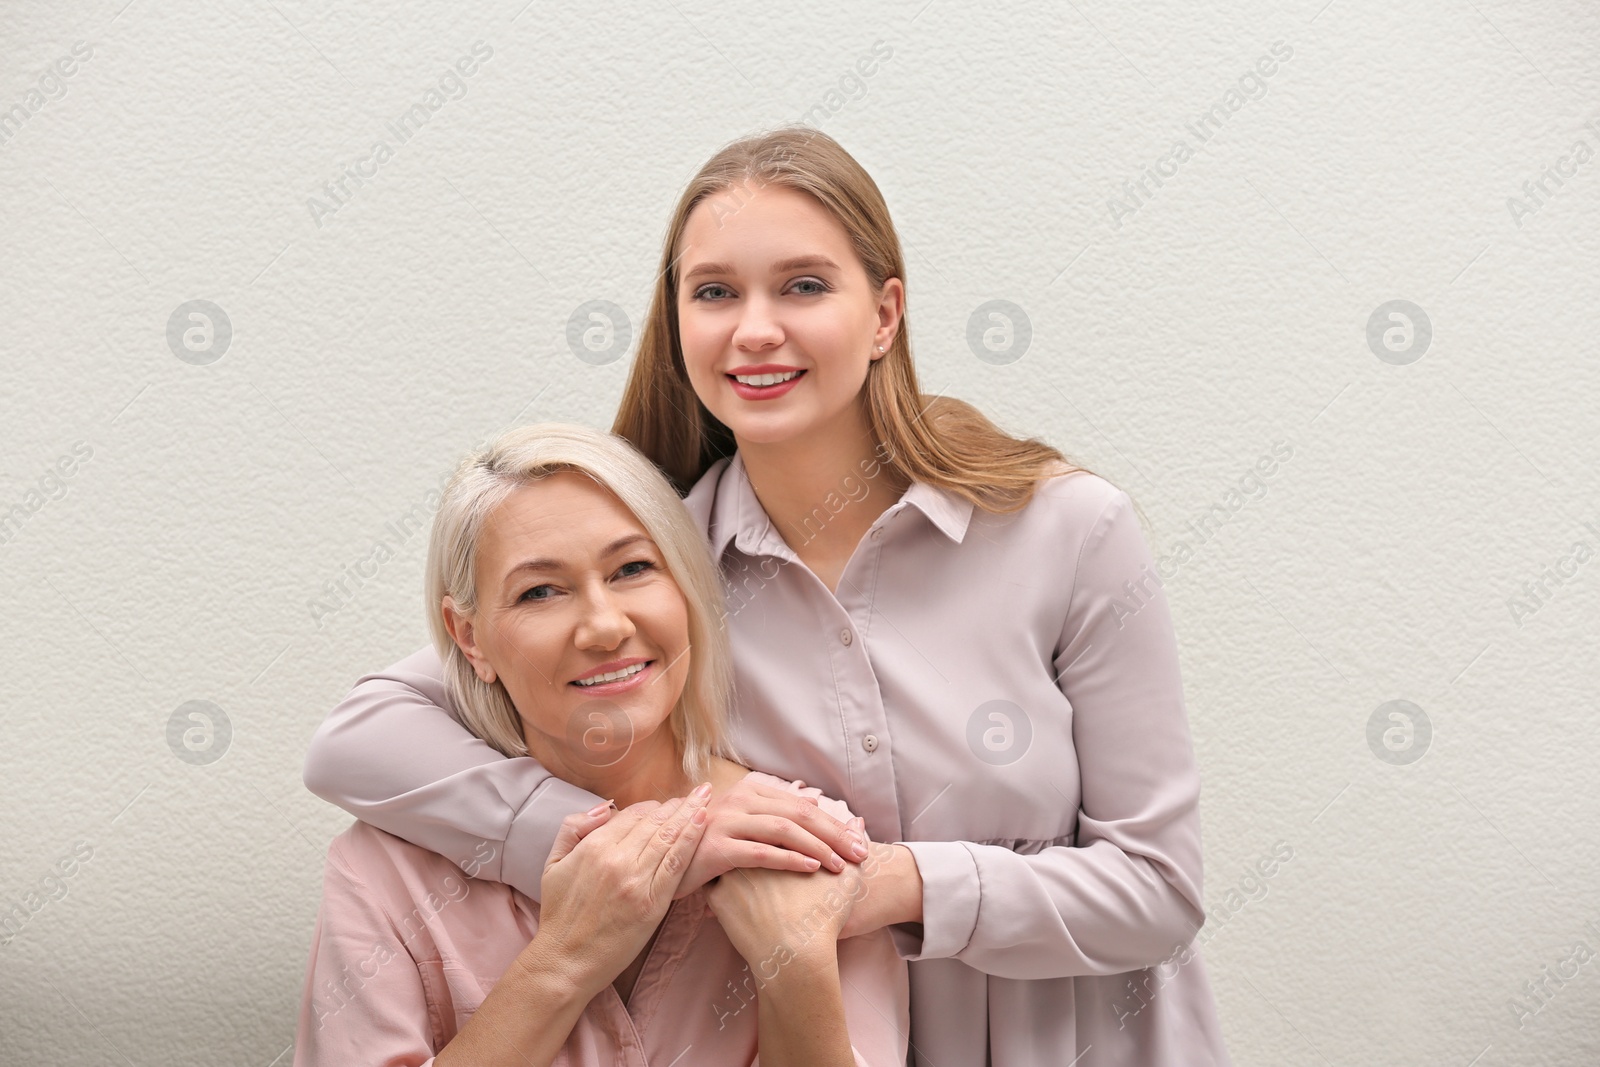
[294,423,908,1067]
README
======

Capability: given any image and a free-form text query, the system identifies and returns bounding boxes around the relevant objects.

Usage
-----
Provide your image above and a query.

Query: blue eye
[619,560,654,578]
[692,283,732,300]
[520,585,554,602]
[789,277,829,295]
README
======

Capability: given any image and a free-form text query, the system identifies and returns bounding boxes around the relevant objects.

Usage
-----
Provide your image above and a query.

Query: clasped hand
[533,780,871,991]
[528,788,712,998]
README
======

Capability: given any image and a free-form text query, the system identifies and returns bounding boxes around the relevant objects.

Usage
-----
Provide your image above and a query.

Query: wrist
[857,843,922,930]
[757,942,840,992]
[512,931,605,1004]
[885,844,925,926]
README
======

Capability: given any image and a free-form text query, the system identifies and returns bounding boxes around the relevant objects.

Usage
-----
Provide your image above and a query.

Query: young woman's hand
[703,846,865,972]
[517,787,711,999]
[836,836,923,939]
[667,777,870,898]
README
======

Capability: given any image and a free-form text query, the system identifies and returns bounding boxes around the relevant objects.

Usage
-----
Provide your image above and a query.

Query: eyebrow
[502,534,655,584]
[682,255,841,282]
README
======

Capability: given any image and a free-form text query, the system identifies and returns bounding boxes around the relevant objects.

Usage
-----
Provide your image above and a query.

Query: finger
[726,813,844,872]
[577,803,653,849]
[743,781,821,807]
[738,793,868,864]
[637,787,706,864]
[545,803,616,870]
[622,796,686,856]
[572,802,618,842]
[705,836,827,875]
[649,788,711,898]
[808,801,870,862]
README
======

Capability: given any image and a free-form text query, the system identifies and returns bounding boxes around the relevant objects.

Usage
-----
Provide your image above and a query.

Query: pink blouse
[294,772,909,1066]
[303,452,1233,1065]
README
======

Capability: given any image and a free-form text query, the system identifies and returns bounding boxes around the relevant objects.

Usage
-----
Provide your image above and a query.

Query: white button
[840,628,853,646]
[863,734,879,753]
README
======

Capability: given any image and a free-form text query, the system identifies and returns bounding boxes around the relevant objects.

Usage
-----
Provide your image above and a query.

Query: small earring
[876,345,885,353]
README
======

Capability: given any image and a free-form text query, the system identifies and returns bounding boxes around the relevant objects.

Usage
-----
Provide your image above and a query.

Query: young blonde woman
[304,127,1233,1065]
[294,423,908,1066]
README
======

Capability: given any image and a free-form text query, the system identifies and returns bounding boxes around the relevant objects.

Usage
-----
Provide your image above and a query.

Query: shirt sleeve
[301,643,602,900]
[293,839,440,1067]
[892,486,1208,979]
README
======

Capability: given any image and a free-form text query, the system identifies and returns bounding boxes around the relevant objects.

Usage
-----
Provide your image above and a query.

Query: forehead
[477,472,643,560]
[678,182,856,267]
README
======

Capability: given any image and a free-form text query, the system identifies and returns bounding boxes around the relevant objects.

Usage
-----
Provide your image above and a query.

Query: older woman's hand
[516,787,710,1000]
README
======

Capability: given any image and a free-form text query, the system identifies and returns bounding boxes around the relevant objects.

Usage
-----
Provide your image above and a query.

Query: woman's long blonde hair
[424,422,737,783]
[613,125,1097,508]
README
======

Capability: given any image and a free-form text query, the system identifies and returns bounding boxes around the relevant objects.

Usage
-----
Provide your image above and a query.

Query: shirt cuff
[889,840,980,962]
[500,775,606,900]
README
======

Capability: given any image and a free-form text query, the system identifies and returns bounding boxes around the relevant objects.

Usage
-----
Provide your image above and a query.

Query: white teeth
[574,662,646,686]
[733,370,800,387]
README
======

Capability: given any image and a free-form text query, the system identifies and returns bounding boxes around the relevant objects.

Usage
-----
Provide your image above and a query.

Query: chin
[716,410,819,446]
[724,425,799,448]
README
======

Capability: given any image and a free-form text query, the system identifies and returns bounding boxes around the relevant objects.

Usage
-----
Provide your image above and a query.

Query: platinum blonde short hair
[424,422,737,783]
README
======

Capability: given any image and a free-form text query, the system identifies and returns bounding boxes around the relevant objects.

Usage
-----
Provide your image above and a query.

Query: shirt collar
[699,450,975,559]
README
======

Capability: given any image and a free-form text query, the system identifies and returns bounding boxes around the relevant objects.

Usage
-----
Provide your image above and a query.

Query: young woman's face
[674,181,903,449]
[448,472,692,779]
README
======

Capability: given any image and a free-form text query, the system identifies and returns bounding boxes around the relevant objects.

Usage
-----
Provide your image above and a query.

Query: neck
[525,723,691,810]
[737,405,909,556]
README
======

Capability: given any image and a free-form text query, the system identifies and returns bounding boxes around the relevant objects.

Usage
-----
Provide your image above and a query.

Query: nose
[575,582,636,651]
[731,293,783,352]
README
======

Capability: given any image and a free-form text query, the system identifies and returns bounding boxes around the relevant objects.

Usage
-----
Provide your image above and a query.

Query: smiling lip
[570,657,653,692]
[727,366,805,401]
[727,363,803,376]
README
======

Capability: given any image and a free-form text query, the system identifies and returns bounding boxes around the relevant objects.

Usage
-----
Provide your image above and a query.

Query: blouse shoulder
[1012,467,1134,545]
[1030,465,1124,513]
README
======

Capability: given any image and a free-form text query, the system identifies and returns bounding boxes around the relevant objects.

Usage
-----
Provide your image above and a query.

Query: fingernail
[691,782,712,800]
[586,801,611,817]
[828,852,844,872]
[803,856,821,870]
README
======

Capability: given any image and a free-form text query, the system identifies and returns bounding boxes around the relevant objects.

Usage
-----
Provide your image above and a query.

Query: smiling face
[441,471,692,790]
[674,181,903,450]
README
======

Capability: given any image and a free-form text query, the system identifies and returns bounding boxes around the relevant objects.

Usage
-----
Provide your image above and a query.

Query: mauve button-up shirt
[294,772,909,1066]
[303,451,1233,1066]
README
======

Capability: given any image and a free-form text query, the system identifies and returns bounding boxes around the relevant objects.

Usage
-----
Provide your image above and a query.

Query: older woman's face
[454,472,692,777]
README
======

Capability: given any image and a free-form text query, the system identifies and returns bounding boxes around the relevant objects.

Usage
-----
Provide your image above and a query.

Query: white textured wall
[3,1,1597,1063]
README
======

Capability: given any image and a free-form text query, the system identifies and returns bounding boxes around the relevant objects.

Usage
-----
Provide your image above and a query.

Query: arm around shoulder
[301,643,602,900]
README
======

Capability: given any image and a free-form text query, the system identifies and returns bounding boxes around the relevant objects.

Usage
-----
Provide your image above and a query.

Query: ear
[872,276,905,358]
[442,596,497,684]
